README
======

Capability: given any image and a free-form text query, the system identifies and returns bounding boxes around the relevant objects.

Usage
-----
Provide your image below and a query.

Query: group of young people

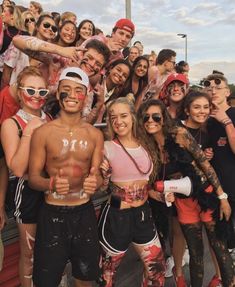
[0,1,235,287]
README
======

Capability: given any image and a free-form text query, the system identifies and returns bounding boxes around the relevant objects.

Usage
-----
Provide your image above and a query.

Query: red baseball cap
[114,18,135,35]
[164,73,189,88]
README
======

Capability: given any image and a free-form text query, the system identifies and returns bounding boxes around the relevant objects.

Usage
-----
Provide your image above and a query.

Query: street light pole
[125,0,131,19]
[177,33,187,62]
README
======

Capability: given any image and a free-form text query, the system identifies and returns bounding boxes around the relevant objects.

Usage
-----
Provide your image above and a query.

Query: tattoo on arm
[181,128,220,190]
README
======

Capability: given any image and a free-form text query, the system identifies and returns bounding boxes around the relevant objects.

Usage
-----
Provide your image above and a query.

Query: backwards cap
[59,67,89,89]
[114,18,135,35]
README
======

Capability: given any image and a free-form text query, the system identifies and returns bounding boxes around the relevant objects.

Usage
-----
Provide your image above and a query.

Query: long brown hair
[137,99,174,183]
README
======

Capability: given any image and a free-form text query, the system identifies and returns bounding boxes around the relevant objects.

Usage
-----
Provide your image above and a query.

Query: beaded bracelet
[221,117,232,127]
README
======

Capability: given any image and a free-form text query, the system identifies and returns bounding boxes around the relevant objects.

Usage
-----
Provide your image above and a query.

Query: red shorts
[175,197,213,224]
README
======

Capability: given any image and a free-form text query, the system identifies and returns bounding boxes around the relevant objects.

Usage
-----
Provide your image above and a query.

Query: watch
[218,192,228,200]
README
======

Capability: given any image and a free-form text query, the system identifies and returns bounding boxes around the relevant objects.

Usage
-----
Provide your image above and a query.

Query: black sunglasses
[43,22,58,33]
[143,113,162,123]
[25,17,35,24]
[204,78,221,87]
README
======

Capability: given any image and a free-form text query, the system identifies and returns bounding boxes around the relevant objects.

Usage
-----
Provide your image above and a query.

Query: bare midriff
[111,179,149,209]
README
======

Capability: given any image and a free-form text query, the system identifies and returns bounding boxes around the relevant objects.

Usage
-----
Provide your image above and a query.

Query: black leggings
[180,221,235,287]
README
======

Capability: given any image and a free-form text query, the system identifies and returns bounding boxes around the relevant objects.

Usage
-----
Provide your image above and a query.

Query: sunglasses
[19,87,49,97]
[203,78,222,87]
[25,17,35,24]
[143,113,162,123]
[42,22,58,33]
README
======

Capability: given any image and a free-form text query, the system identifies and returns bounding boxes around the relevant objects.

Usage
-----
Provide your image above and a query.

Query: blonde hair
[60,11,76,24]
[17,66,47,87]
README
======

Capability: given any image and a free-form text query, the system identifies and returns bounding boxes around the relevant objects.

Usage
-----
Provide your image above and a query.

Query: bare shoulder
[32,120,57,137]
[82,122,104,141]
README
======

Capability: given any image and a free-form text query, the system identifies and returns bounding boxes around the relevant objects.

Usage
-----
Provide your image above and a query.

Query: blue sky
[19,0,235,83]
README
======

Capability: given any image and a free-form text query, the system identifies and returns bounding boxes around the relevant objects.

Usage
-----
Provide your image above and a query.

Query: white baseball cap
[59,67,89,89]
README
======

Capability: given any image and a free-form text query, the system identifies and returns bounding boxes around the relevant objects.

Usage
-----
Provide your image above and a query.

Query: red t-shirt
[0,86,20,124]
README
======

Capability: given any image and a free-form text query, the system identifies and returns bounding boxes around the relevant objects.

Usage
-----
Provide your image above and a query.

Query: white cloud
[190,61,235,84]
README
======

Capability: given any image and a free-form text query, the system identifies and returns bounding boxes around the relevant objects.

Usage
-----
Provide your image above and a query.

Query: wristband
[221,118,232,127]
[218,192,228,200]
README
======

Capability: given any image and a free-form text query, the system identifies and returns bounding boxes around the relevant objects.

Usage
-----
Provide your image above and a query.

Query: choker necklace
[16,109,46,123]
[115,137,152,175]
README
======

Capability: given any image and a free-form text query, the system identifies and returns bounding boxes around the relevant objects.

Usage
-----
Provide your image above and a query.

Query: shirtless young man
[28,67,104,287]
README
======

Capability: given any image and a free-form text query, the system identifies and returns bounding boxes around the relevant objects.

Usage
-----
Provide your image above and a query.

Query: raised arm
[210,103,235,154]
[13,35,81,64]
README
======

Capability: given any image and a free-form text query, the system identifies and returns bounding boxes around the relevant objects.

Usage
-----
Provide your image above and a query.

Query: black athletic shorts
[33,201,100,287]
[98,200,158,254]
[14,178,43,224]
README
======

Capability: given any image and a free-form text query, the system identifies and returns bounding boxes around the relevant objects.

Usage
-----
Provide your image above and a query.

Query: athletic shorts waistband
[43,200,92,213]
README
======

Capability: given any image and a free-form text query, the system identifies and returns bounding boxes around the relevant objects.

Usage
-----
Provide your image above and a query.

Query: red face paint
[75,92,86,101]
[21,93,46,109]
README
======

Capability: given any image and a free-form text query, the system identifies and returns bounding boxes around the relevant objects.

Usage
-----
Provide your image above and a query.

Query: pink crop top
[104,140,153,182]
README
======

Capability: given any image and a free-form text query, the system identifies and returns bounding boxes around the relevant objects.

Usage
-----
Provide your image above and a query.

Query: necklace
[115,137,152,175]
[16,109,46,123]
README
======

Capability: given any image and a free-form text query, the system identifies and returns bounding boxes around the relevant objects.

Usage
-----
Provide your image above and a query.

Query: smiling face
[80,48,105,77]
[60,22,76,45]
[108,63,130,86]
[57,79,86,114]
[18,75,47,112]
[186,97,210,126]
[134,59,148,78]
[79,21,94,40]
[109,103,134,138]
[167,81,187,104]
[143,105,163,136]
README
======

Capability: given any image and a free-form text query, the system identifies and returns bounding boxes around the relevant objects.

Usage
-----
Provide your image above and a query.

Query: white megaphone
[154,176,192,207]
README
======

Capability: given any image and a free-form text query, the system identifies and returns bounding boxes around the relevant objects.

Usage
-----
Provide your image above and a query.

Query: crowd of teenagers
[0,1,235,287]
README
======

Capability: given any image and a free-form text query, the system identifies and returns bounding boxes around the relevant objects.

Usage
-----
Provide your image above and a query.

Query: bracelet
[221,117,232,127]
[224,120,232,127]
[218,192,228,200]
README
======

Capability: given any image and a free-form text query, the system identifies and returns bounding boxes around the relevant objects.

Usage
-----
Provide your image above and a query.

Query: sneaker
[165,256,174,278]
[207,275,222,287]
[172,266,187,287]
[59,274,68,287]
[182,248,190,266]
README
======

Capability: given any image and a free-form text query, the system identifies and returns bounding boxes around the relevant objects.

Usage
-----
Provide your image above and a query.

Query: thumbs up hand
[50,169,69,195]
[83,167,97,196]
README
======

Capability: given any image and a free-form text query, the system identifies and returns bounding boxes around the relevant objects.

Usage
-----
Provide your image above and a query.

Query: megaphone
[154,176,192,207]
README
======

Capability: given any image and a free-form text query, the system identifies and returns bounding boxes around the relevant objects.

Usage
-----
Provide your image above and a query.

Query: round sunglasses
[19,87,49,97]
[143,113,162,123]
[203,78,222,87]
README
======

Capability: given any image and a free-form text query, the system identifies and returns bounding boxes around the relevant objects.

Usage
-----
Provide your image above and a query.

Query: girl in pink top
[99,97,168,287]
